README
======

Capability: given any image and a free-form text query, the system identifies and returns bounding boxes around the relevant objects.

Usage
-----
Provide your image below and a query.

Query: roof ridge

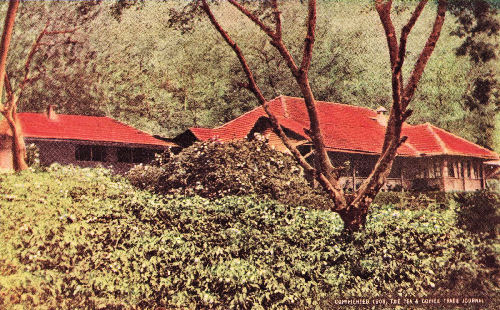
[279,95,378,113]
[427,123,499,158]
[18,112,109,118]
[425,122,449,154]
[280,95,290,118]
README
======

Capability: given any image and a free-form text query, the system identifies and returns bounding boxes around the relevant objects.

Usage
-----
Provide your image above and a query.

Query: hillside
[1,1,498,150]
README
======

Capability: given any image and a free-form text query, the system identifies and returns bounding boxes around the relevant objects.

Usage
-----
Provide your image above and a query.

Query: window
[474,163,479,179]
[355,161,373,178]
[416,163,427,179]
[447,161,455,177]
[388,165,401,178]
[432,161,441,178]
[75,145,106,162]
[117,148,132,163]
[458,162,464,178]
[117,147,155,164]
[466,161,471,178]
[428,164,435,178]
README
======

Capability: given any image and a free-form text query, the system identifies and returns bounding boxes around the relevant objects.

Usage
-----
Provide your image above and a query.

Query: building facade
[174,96,499,192]
[0,106,177,173]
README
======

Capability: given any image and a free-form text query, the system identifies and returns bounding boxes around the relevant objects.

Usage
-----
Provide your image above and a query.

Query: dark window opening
[117,148,132,163]
[447,161,455,177]
[432,161,442,178]
[416,163,427,179]
[117,147,155,164]
[356,164,373,178]
[388,165,401,178]
[75,145,106,162]
[458,162,464,178]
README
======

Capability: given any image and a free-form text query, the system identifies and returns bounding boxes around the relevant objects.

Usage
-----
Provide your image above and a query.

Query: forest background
[1,0,499,152]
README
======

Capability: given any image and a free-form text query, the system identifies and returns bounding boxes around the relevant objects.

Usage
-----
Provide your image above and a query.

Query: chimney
[375,106,388,126]
[46,105,57,120]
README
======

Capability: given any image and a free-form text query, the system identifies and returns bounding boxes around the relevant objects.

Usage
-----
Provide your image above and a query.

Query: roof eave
[24,137,172,148]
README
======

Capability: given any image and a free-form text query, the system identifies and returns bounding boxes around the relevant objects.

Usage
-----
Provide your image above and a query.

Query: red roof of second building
[188,96,499,159]
[14,113,172,147]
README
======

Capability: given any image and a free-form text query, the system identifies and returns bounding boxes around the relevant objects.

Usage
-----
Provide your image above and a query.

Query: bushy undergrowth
[452,191,500,239]
[1,165,498,309]
[127,139,331,210]
[375,191,500,237]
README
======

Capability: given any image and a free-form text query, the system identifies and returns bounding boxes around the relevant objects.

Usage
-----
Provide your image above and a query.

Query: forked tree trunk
[0,0,26,172]
[200,0,446,232]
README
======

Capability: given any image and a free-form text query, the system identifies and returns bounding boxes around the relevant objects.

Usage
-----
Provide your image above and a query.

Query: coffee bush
[127,139,331,210]
[1,166,498,309]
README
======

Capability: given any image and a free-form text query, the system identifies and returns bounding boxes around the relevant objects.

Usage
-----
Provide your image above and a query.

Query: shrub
[1,166,498,309]
[127,139,331,210]
[25,143,40,168]
[374,191,448,210]
[125,163,165,191]
[452,191,500,239]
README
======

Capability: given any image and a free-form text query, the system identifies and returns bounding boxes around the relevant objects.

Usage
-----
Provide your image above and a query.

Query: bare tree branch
[200,0,266,104]
[227,0,275,38]
[396,0,428,76]
[375,0,398,68]
[403,0,447,109]
[299,0,316,74]
[44,29,77,36]
[20,23,50,93]
[200,0,346,208]
[15,22,78,103]
[271,0,282,39]
[0,0,20,110]
[228,0,300,77]
[351,0,447,215]
[394,0,428,117]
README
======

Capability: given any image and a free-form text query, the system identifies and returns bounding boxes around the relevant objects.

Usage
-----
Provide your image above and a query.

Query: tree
[9,0,105,116]
[191,0,447,231]
[0,1,79,172]
[449,0,499,149]
[0,0,26,171]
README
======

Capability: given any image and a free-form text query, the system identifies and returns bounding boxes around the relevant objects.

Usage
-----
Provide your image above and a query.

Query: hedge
[1,165,498,309]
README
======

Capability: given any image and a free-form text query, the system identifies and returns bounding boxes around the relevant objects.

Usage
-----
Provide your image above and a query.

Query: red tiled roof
[188,96,499,159]
[403,123,497,158]
[13,113,173,147]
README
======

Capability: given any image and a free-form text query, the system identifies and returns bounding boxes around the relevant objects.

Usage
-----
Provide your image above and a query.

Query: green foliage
[374,191,448,210]
[127,139,332,210]
[25,143,39,168]
[1,166,499,309]
[452,191,500,238]
[448,0,500,149]
[3,1,497,146]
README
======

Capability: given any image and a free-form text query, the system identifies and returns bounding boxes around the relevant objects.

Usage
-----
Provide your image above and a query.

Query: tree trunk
[339,204,369,232]
[0,0,26,172]
[201,0,446,232]
[7,114,27,171]
[0,0,19,100]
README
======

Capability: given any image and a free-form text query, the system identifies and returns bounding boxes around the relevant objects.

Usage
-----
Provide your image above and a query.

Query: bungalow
[0,106,178,173]
[174,96,500,192]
